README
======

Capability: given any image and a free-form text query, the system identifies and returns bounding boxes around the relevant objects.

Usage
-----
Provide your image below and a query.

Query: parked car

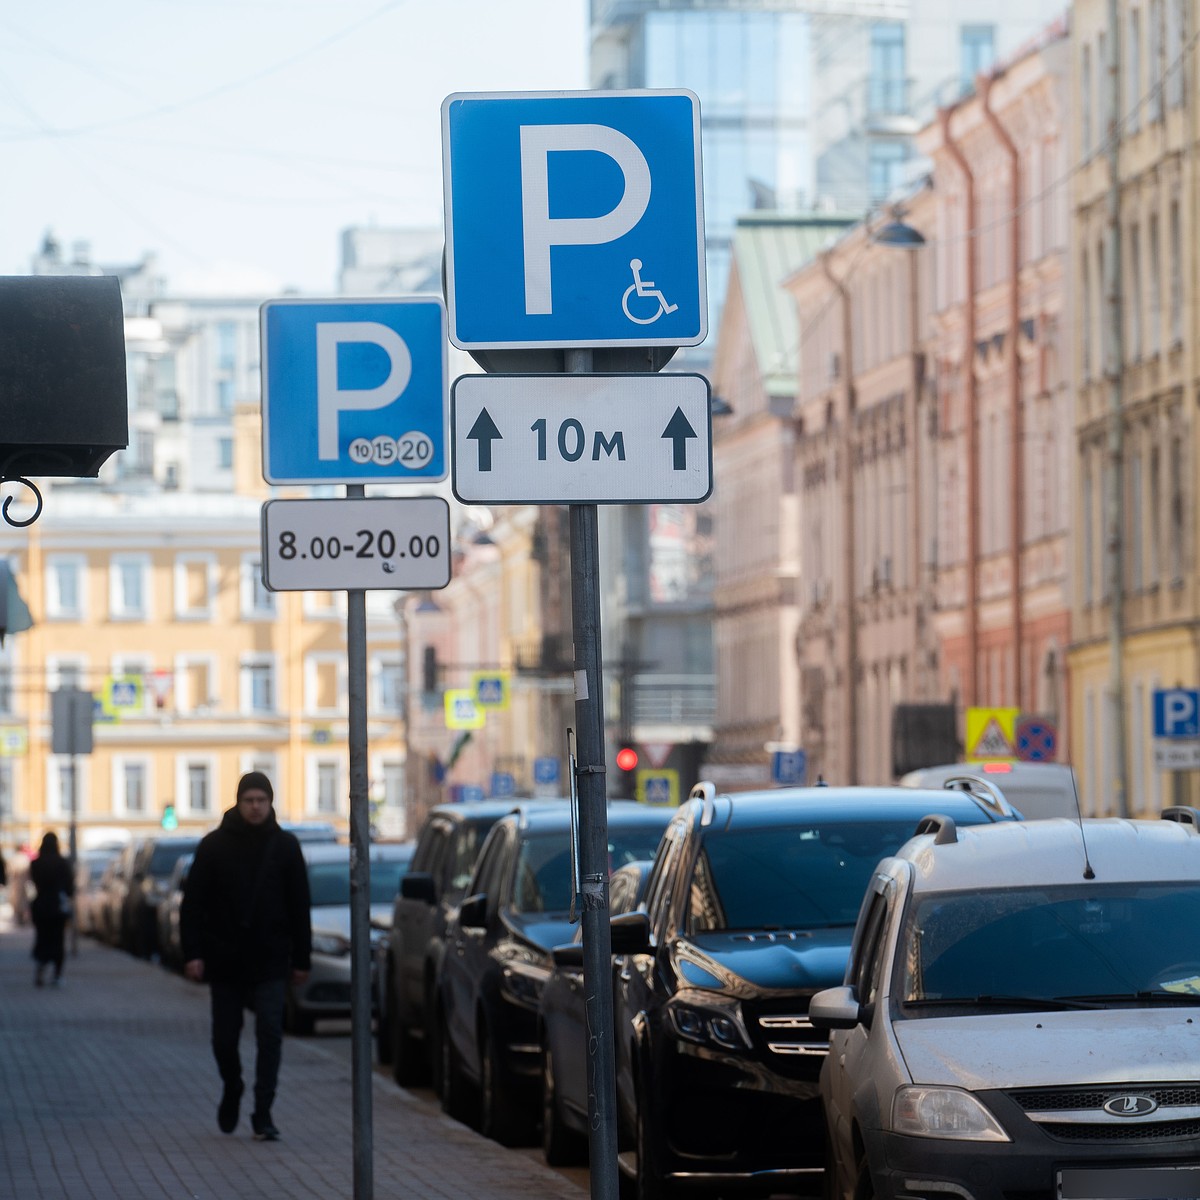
[155,852,194,972]
[121,836,202,958]
[73,845,124,939]
[539,859,654,1165]
[436,801,674,1146]
[285,840,415,1035]
[810,808,1200,1200]
[899,760,1080,819]
[378,799,555,1085]
[609,781,1020,1199]
[97,838,149,949]
[280,821,340,844]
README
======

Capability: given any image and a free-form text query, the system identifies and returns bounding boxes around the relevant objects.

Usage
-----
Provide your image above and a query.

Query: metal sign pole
[566,348,620,1200]
[346,482,373,1200]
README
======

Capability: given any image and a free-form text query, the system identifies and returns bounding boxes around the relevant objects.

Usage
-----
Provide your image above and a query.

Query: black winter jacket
[180,807,311,984]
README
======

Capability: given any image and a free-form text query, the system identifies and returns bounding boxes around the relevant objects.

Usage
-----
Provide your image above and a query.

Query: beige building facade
[1069,0,1200,816]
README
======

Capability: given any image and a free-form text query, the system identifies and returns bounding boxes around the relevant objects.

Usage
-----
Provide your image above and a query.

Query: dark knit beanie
[236,771,274,802]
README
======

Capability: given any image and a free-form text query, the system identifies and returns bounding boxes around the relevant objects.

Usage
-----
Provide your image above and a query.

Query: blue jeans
[210,978,287,1118]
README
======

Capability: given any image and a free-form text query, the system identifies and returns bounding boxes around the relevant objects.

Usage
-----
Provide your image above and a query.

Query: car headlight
[500,965,542,1009]
[665,993,750,1051]
[311,932,351,957]
[892,1087,1010,1141]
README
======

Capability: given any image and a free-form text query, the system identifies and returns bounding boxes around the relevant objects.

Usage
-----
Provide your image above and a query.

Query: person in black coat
[180,772,311,1141]
[29,831,74,987]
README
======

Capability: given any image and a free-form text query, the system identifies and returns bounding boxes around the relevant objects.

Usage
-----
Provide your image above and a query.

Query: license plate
[1058,1167,1200,1199]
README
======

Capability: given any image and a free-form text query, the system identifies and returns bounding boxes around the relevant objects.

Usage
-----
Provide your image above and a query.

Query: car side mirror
[609,910,651,956]
[552,942,584,970]
[807,985,863,1030]
[458,892,488,930]
[400,872,436,904]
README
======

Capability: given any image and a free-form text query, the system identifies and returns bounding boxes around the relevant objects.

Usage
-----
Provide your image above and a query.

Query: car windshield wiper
[907,994,1104,1011]
[1062,991,1200,1005]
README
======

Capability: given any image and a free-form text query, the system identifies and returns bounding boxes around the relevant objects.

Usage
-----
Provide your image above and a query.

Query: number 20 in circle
[261,496,451,592]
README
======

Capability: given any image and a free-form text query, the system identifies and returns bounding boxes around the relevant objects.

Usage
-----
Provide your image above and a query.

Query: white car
[286,840,414,1035]
[810,808,1200,1200]
[899,760,1080,819]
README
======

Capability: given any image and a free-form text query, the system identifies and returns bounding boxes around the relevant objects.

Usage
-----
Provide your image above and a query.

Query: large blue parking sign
[441,90,706,349]
[261,297,447,484]
[1153,688,1200,738]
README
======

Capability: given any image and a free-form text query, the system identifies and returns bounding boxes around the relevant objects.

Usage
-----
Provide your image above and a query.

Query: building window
[374,658,405,715]
[110,554,150,620]
[1128,223,1143,361]
[49,756,85,820]
[240,555,275,618]
[1081,45,1093,154]
[868,141,908,204]
[1166,0,1186,107]
[0,761,12,822]
[1149,0,1165,122]
[960,24,995,90]
[1126,6,1142,134]
[114,759,148,817]
[1169,433,1184,582]
[216,322,236,371]
[306,656,341,713]
[1148,445,1161,585]
[1148,214,1162,355]
[315,760,340,815]
[177,657,215,713]
[46,556,85,620]
[174,555,215,619]
[241,658,275,714]
[216,379,235,414]
[1082,464,1094,605]
[868,22,906,114]
[1169,200,1183,345]
[217,437,234,470]
[182,760,212,815]
[1081,252,1092,379]
[1128,451,1143,591]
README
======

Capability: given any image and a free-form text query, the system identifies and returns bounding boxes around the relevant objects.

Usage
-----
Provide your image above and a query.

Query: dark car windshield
[687,819,927,933]
[901,882,1200,1005]
[512,826,666,914]
[148,842,198,877]
[307,857,412,907]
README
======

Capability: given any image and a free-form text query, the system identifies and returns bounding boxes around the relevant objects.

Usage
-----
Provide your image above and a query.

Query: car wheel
[542,1040,586,1166]
[635,1065,673,1200]
[390,997,430,1087]
[436,1007,472,1124]
[479,1022,527,1146]
[852,1153,875,1200]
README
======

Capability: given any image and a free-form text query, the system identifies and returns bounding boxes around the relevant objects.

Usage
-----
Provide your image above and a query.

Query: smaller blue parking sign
[261,297,447,484]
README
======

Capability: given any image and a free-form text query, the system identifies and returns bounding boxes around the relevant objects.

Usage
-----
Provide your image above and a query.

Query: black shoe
[217,1081,243,1134]
[251,1112,280,1141]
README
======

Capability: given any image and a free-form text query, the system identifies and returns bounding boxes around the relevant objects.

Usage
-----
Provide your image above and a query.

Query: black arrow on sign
[466,408,502,471]
[661,407,697,470]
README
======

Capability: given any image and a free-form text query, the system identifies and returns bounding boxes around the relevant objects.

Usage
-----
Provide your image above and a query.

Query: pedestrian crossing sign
[965,707,1019,762]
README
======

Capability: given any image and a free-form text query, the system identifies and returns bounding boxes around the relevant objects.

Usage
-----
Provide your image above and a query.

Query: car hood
[312,904,393,938]
[504,911,576,954]
[895,1009,1200,1088]
[674,928,854,995]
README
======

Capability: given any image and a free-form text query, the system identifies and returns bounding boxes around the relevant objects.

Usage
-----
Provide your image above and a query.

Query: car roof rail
[939,773,1016,820]
[913,813,959,845]
[688,781,717,826]
[1161,806,1200,830]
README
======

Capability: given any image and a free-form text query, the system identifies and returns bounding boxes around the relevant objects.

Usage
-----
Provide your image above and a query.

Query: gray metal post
[346,482,373,1199]
[566,347,620,1200]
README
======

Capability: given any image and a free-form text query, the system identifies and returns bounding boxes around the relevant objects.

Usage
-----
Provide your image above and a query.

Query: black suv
[436,801,673,1145]
[610,782,1019,1199]
[378,799,535,1085]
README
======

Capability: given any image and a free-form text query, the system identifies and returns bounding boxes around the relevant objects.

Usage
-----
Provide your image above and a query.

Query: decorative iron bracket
[1,477,44,528]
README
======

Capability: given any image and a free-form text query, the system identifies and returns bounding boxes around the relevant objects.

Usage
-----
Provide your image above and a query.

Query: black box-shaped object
[0,275,128,477]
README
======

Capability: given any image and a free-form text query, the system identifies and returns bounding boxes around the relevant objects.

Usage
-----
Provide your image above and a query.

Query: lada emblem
[1102,1094,1158,1117]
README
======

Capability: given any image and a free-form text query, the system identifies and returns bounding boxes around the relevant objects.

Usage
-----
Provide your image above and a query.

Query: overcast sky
[0,0,587,295]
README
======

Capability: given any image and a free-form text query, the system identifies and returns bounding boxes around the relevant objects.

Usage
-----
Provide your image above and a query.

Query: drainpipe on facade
[980,74,1025,710]
[821,250,859,784]
[939,105,980,710]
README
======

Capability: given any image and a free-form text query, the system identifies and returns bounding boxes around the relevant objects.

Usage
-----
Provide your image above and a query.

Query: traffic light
[161,803,178,831]
[615,742,639,798]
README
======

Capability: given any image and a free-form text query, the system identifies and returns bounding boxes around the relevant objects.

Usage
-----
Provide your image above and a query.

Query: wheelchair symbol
[621,259,678,325]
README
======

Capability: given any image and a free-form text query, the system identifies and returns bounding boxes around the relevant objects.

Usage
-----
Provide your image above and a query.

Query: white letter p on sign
[519,123,651,316]
[315,322,412,460]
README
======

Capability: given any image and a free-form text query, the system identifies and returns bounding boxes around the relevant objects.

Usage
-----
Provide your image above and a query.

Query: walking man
[181,771,311,1140]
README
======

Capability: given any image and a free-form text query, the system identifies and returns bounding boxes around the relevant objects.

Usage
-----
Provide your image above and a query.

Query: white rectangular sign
[1154,739,1200,771]
[451,373,712,504]
[261,497,451,592]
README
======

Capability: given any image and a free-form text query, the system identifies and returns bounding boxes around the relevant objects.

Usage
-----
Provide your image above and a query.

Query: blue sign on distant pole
[772,749,807,786]
[1153,689,1200,738]
[442,90,706,350]
[490,771,516,798]
[261,297,447,484]
[533,757,560,787]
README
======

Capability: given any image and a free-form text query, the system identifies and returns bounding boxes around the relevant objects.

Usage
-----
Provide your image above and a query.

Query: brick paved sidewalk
[0,907,584,1200]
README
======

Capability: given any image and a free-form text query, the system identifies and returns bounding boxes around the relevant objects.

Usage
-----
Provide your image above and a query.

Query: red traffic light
[616,746,639,772]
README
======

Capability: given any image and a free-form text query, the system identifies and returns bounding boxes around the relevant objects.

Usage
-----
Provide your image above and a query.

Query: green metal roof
[729,212,858,398]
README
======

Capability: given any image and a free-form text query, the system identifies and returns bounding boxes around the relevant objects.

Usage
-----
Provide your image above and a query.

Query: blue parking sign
[261,297,447,484]
[1153,689,1200,739]
[442,90,706,349]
